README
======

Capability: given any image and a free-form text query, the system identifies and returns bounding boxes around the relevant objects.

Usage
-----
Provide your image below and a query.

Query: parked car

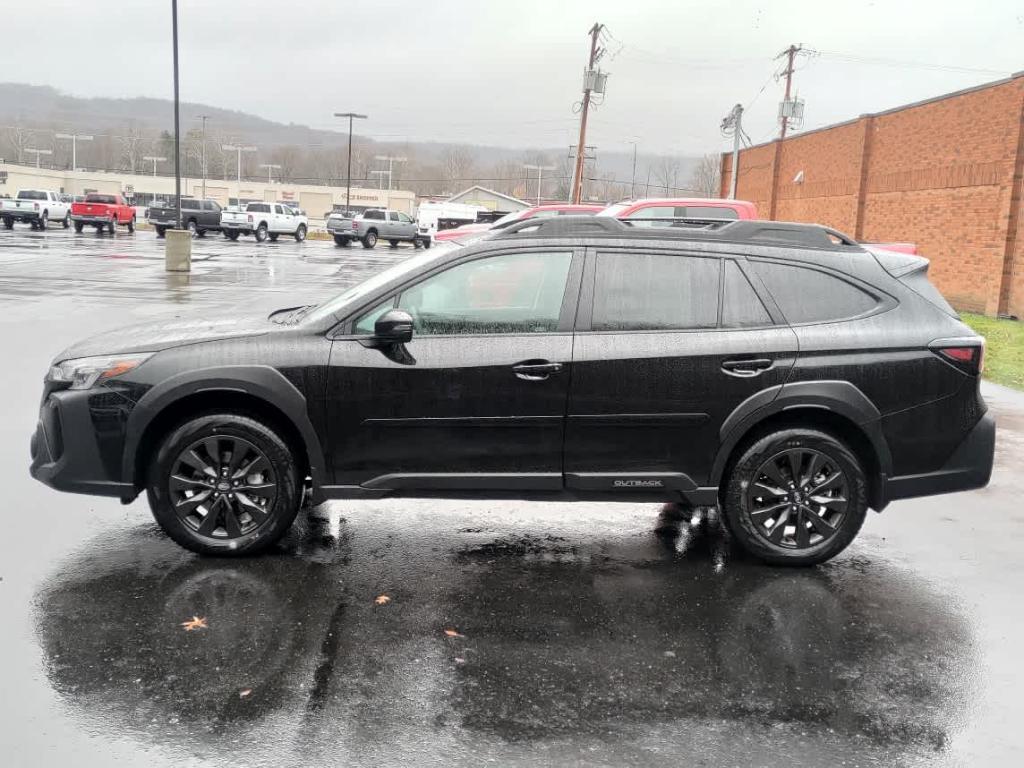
[433,203,604,243]
[349,208,423,249]
[219,202,308,243]
[325,209,357,246]
[415,201,484,246]
[1,189,71,230]
[597,197,759,222]
[149,198,223,238]
[70,193,136,234]
[29,216,994,564]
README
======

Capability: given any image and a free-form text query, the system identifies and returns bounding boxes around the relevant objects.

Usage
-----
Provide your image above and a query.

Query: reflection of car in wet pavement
[29,217,994,565]
[34,514,971,764]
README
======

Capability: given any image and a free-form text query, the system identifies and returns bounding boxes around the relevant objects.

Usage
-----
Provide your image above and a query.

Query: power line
[814,50,1008,76]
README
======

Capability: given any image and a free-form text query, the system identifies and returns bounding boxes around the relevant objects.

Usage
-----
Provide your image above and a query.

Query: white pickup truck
[219,201,308,243]
[1,189,72,230]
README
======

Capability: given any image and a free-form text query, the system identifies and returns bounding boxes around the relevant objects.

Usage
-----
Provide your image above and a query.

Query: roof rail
[491,215,862,251]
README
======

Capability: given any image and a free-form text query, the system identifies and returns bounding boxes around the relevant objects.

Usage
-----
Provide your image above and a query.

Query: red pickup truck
[71,193,136,235]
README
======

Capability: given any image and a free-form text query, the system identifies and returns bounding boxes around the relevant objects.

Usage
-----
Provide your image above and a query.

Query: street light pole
[334,112,367,212]
[196,115,210,199]
[143,156,167,177]
[222,144,256,201]
[261,163,281,184]
[26,148,53,169]
[55,133,93,171]
[374,155,407,191]
[370,170,387,189]
[171,0,182,229]
[523,163,555,206]
[629,141,638,198]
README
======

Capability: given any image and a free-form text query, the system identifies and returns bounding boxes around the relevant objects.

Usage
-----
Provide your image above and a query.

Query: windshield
[84,194,117,204]
[596,203,629,217]
[302,242,462,324]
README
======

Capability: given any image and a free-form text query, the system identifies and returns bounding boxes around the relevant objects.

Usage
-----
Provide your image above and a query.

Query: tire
[254,223,268,243]
[721,428,868,566]
[412,237,422,249]
[421,237,431,249]
[107,218,116,235]
[156,226,166,238]
[146,413,302,556]
[62,213,70,229]
[127,216,135,233]
[225,230,240,241]
[268,233,279,242]
[388,239,399,248]
[333,234,350,247]
[196,228,206,238]
[2,217,13,230]
[73,221,83,233]
[361,230,377,249]
[294,224,307,242]
[186,219,198,237]
[38,211,48,231]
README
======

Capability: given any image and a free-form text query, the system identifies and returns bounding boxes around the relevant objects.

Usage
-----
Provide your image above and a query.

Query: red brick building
[721,73,1024,317]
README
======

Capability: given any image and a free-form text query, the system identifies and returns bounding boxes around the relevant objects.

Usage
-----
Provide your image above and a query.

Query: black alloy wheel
[745,448,848,550]
[169,434,278,541]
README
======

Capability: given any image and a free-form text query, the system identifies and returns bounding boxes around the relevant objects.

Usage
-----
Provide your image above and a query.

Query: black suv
[29,217,995,565]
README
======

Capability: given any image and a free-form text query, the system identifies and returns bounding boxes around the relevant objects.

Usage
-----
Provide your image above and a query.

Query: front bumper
[30,386,135,499]
[882,411,995,505]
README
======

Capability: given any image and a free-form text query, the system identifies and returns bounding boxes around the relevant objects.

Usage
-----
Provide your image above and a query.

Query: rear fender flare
[122,365,326,499]
[710,380,892,486]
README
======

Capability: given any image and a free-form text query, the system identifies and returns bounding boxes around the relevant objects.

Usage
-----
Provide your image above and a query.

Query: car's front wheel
[721,428,867,566]
[147,413,302,556]
[62,213,71,229]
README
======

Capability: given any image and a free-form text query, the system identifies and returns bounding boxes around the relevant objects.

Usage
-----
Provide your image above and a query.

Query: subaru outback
[30,216,995,565]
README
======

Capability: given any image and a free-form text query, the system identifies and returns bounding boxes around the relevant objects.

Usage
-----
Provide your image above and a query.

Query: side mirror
[374,309,414,345]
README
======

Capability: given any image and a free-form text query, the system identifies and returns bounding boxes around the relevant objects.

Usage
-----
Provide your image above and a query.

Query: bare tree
[689,153,721,198]
[488,159,523,197]
[442,145,476,190]
[654,155,682,195]
[119,122,148,174]
[4,125,34,164]
[553,154,574,201]
[270,145,302,182]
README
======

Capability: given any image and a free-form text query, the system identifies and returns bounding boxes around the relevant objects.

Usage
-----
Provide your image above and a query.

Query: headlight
[47,352,154,390]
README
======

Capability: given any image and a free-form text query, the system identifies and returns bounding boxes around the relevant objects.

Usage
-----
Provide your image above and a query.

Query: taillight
[34,202,39,210]
[931,339,984,375]
[353,221,360,229]
[247,214,253,223]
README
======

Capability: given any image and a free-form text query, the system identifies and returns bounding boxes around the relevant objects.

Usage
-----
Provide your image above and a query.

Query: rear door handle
[721,358,773,377]
[513,361,563,380]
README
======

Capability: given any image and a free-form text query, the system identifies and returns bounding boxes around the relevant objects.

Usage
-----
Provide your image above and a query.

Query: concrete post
[165,229,191,272]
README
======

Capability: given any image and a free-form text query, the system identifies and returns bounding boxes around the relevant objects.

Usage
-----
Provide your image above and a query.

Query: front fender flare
[121,365,326,500]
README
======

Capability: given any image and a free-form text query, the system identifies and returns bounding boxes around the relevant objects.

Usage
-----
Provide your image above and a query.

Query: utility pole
[370,170,388,189]
[523,163,555,205]
[222,144,257,198]
[143,155,167,177]
[720,103,744,198]
[261,163,281,184]
[374,155,407,191]
[777,44,803,140]
[334,112,368,212]
[628,141,638,198]
[25,148,52,168]
[55,133,93,171]
[196,115,210,199]
[571,22,604,204]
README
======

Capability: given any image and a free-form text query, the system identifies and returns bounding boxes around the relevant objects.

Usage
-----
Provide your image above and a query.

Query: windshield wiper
[269,304,316,325]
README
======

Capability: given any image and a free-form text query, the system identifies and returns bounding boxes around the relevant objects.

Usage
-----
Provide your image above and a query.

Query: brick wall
[723,74,1024,317]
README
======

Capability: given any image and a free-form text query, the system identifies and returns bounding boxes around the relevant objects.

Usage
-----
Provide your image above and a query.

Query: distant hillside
[0,83,706,198]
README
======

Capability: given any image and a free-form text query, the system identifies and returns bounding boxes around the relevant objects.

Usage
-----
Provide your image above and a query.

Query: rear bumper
[881,412,995,505]
[72,214,114,224]
[29,388,135,500]
[2,210,41,221]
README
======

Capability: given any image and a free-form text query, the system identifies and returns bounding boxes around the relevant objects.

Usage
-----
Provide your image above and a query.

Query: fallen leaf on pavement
[443,629,465,638]
[374,594,392,606]
[180,616,207,632]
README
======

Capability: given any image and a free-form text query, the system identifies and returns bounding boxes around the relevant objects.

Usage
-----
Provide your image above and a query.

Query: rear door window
[750,260,878,324]
[591,252,720,331]
[722,261,772,327]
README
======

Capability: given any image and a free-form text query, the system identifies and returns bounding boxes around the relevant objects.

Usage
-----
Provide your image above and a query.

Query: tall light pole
[523,163,555,206]
[26,148,52,168]
[334,112,367,212]
[55,133,93,171]
[260,163,281,184]
[628,140,638,199]
[196,115,210,199]
[374,155,407,191]
[171,0,182,229]
[370,170,388,189]
[221,146,256,190]
[143,155,167,177]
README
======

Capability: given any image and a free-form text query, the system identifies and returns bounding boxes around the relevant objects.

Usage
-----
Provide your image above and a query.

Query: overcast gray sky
[6,0,1023,155]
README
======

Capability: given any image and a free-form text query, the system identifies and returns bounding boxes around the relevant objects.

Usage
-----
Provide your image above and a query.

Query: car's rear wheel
[155,226,166,238]
[147,413,302,556]
[73,221,83,233]
[388,239,399,248]
[186,219,198,237]
[38,211,48,231]
[268,232,279,242]
[721,428,867,566]
[225,230,240,241]
[333,234,350,247]
[2,217,13,230]
[127,216,135,233]
[254,223,268,243]
[294,224,306,242]
[362,230,377,249]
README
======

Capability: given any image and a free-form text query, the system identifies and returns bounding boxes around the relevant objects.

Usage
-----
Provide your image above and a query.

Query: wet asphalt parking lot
[1,224,1023,767]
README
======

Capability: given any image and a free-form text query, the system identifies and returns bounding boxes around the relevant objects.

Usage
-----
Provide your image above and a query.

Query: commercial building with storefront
[721,72,1024,318]
[0,162,415,223]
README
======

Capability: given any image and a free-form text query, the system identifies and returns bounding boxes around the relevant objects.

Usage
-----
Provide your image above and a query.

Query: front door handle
[721,358,773,377]
[513,360,563,381]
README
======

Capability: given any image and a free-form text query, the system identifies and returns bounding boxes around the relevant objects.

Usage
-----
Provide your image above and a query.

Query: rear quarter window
[750,260,878,324]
